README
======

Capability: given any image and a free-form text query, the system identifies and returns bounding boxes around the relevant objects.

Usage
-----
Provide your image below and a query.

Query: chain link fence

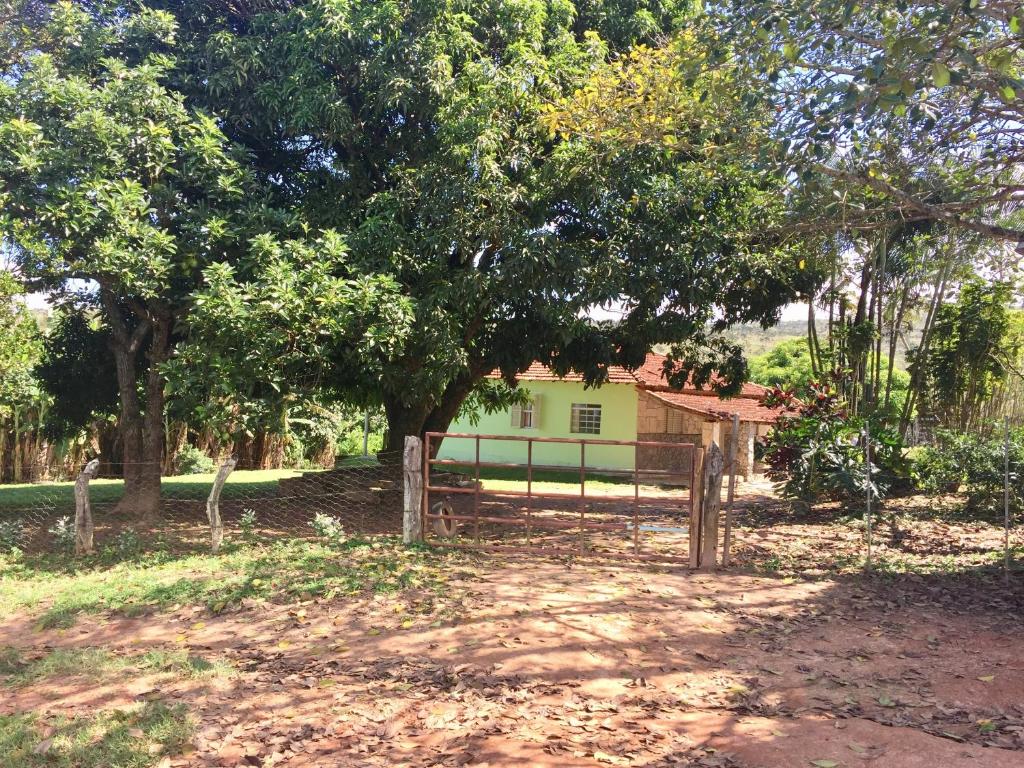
[0,452,405,555]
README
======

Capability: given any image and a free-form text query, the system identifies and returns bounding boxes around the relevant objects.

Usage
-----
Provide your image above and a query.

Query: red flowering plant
[759,381,905,508]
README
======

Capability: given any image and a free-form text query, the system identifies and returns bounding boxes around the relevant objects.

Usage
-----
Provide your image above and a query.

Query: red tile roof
[503,360,642,385]
[645,390,782,424]
[490,352,785,424]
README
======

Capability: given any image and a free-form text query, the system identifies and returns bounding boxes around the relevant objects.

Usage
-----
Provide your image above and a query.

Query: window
[666,409,684,434]
[570,403,602,434]
[510,398,539,429]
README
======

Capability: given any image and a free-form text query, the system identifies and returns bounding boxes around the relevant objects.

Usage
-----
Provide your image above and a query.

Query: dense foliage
[914,428,1023,516]
[723,0,1024,242]
[760,382,908,507]
[0,272,45,481]
[912,279,1022,433]
[161,0,815,450]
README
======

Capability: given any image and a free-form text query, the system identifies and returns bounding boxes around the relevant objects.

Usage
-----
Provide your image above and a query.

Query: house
[437,352,785,481]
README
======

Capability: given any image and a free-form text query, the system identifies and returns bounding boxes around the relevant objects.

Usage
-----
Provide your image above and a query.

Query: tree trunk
[137,313,170,523]
[165,420,188,474]
[11,408,21,483]
[0,422,7,483]
[102,290,170,522]
[383,367,487,457]
[383,400,433,455]
[899,249,954,438]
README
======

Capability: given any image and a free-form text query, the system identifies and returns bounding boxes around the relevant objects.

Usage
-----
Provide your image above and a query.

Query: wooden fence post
[404,436,424,544]
[723,414,740,567]
[207,457,237,553]
[74,458,100,555]
[689,446,704,568]
[700,442,725,570]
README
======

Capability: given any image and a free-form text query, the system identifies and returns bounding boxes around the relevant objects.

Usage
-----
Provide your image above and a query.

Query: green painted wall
[436,381,639,471]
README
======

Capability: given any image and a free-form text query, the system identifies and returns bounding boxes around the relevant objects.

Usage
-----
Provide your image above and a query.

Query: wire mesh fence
[0,452,405,555]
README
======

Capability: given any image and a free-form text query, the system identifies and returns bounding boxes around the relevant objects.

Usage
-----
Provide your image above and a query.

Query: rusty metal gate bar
[422,432,698,562]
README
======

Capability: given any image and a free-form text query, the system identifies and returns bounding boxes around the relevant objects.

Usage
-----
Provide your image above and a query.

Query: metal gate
[422,432,699,563]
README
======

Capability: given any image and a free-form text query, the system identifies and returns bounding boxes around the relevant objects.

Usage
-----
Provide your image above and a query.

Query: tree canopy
[722,0,1024,242]
[156,0,815,450]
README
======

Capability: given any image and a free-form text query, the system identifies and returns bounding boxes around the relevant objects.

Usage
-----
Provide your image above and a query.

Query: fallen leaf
[810,761,839,768]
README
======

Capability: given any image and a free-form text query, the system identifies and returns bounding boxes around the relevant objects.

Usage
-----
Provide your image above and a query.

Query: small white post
[403,436,423,544]
[207,457,237,553]
[74,458,101,555]
[864,425,873,572]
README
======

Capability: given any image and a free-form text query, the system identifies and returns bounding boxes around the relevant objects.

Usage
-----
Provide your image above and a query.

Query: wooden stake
[207,457,237,553]
[723,414,740,567]
[700,442,725,570]
[74,458,100,555]
[403,436,424,544]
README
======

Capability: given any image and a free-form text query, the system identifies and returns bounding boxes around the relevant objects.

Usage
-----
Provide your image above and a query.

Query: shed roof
[644,390,782,424]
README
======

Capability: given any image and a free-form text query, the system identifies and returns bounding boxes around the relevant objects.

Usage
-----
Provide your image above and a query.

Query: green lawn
[0,703,193,768]
[0,469,305,511]
[438,464,675,497]
[0,536,466,629]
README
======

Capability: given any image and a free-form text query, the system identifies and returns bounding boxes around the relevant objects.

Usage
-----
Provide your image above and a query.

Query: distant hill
[723,319,922,369]
[723,320,807,358]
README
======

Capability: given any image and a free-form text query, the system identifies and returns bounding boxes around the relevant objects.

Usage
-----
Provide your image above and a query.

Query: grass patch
[0,701,192,768]
[0,469,305,513]
[0,647,234,688]
[0,537,465,628]
[436,465,674,497]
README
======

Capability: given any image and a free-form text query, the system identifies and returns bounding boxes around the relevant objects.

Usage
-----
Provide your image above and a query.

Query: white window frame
[511,397,539,429]
[570,403,602,434]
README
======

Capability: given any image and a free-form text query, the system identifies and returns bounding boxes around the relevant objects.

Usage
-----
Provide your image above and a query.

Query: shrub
[0,518,23,552]
[176,445,215,475]
[760,382,908,507]
[113,529,141,557]
[914,428,1023,515]
[310,512,345,543]
[48,516,75,551]
[239,508,258,540]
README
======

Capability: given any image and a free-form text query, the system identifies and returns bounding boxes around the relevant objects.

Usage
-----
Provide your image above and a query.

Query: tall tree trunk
[850,247,874,415]
[883,282,910,412]
[165,421,188,474]
[383,399,432,454]
[807,301,821,377]
[873,234,888,411]
[12,408,21,483]
[383,366,488,457]
[899,249,954,438]
[102,289,170,522]
[137,313,170,522]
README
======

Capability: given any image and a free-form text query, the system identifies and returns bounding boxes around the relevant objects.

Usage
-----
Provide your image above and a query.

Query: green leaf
[1001,85,1017,101]
[931,62,950,88]
[783,43,799,63]
[810,761,839,768]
